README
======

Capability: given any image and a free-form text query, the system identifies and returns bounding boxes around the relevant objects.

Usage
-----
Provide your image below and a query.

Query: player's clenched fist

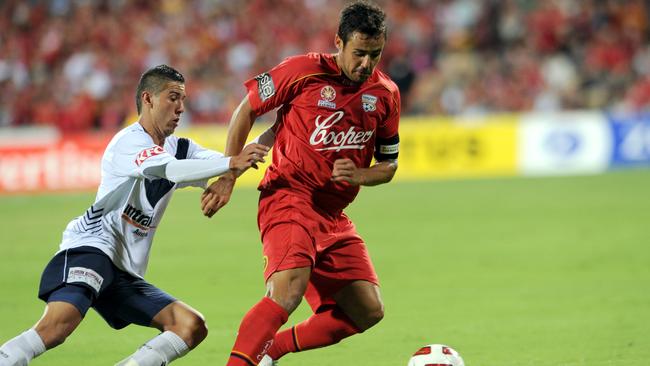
[331,158,363,186]
[229,143,269,172]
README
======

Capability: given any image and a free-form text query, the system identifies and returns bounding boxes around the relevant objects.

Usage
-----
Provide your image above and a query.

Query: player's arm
[331,159,397,186]
[201,95,261,217]
[144,143,269,183]
[248,124,276,149]
[331,134,399,186]
[225,95,259,161]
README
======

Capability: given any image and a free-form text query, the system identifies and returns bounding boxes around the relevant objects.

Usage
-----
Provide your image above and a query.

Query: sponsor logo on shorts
[255,72,276,101]
[67,267,104,292]
[135,146,165,166]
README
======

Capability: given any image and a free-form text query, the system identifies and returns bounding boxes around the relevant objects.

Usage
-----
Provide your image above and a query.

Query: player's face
[336,32,385,83]
[151,81,186,138]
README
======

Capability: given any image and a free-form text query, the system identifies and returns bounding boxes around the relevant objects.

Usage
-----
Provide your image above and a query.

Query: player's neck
[333,53,364,86]
[138,118,164,146]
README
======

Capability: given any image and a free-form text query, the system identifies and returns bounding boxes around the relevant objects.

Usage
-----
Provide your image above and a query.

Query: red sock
[267,306,361,360]
[228,297,288,366]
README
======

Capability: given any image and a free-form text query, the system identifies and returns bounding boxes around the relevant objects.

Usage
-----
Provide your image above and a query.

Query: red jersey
[245,53,400,214]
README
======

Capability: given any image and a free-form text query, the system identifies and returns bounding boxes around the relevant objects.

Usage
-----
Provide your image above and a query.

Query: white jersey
[59,123,223,278]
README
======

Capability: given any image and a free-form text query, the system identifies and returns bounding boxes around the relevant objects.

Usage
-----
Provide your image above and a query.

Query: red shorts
[258,190,379,312]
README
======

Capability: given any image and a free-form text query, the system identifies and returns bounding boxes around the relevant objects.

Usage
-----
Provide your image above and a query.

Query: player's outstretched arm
[331,158,397,186]
[151,143,268,184]
[201,95,262,217]
[200,143,270,217]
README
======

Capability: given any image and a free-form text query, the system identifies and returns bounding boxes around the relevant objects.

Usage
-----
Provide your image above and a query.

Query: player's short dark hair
[135,64,185,115]
[337,1,387,44]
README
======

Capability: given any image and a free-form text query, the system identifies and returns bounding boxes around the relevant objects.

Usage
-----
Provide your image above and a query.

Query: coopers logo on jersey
[122,203,153,230]
[309,111,374,152]
[135,146,165,166]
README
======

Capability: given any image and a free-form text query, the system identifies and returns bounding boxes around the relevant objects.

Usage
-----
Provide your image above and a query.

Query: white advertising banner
[518,111,612,176]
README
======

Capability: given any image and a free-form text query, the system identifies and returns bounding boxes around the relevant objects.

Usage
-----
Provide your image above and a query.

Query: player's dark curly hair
[135,64,185,115]
[337,1,387,44]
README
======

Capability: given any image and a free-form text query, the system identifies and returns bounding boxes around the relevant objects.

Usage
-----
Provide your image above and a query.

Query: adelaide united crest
[362,94,377,112]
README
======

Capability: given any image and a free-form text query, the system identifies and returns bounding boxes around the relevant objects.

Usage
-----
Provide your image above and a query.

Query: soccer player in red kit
[201,2,400,365]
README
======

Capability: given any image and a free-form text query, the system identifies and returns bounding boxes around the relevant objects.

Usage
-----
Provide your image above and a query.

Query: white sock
[0,329,46,366]
[115,331,189,366]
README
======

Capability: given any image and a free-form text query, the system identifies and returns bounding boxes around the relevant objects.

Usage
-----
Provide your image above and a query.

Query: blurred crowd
[1,0,650,132]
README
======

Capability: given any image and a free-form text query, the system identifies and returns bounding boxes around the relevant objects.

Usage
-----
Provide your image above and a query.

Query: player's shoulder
[162,134,190,153]
[278,52,337,78]
[106,122,152,153]
[371,68,400,96]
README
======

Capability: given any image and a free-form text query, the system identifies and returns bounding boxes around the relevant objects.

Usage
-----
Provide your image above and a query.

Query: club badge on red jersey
[362,94,377,112]
[318,85,337,109]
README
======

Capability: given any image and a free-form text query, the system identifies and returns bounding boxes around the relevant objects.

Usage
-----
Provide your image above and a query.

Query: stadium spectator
[1,0,650,130]
[0,64,269,366]
[200,2,400,365]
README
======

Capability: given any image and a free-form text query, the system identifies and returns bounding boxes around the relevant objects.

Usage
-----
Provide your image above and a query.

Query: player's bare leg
[226,267,310,366]
[33,301,84,349]
[115,301,207,366]
[333,280,384,331]
[265,267,311,313]
[0,302,81,365]
[263,280,383,363]
[149,301,208,349]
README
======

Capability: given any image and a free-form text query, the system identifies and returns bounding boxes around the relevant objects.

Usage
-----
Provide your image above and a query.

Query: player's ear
[142,91,153,109]
[335,34,343,51]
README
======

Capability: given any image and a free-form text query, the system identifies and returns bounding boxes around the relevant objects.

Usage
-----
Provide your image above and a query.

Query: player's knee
[367,306,385,327]
[358,305,384,331]
[272,291,304,314]
[172,313,208,349]
[267,268,310,314]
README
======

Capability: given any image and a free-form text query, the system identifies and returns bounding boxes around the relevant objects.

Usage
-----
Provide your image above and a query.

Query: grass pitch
[1,170,649,365]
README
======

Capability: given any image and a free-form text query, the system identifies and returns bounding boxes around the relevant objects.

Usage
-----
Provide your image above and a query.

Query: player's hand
[201,175,236,218]
[331,158,364,186]
[229,143,270,175]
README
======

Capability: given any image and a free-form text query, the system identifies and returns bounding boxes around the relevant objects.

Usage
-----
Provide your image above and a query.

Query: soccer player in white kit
[0,65,269,366]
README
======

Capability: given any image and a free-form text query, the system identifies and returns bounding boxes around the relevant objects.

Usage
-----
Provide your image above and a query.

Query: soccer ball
[407,344,465,366]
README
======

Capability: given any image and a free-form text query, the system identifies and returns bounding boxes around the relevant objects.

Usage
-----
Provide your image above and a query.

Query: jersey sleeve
[176,138,227,189]
[244,56,311,116]
[375,87,401,161]
[108,134,175,180]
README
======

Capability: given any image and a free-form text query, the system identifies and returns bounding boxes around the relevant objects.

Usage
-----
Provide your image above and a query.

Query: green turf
[1,170,649,365]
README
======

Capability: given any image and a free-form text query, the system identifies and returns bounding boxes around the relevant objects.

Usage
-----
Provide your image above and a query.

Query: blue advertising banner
[607,113,650,167]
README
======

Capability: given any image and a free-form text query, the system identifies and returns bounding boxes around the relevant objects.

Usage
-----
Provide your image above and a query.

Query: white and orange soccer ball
[407,344,465,366]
